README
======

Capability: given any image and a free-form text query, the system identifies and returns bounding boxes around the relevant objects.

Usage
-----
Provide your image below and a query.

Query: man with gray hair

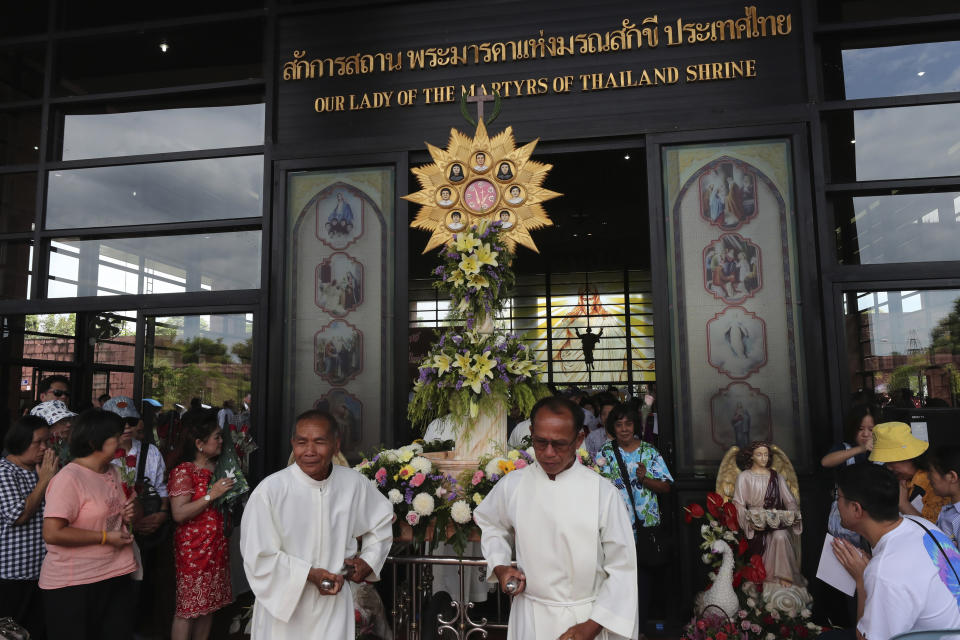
[240,410,392,639]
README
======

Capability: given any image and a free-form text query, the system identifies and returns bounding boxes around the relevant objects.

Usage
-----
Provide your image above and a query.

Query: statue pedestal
[424,403,507,479]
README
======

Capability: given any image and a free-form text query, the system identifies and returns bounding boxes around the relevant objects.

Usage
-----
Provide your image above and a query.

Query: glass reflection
[62,104,264,160]
[845,289,960,407]
[0,241,32,300]
[54,21,263,97]
[0,110,41,165]
[835,192,960,264]
[0,173,37,233]
[851,105,960,181]
[142,312,253,418]
[47,231,261,297]
[46,155,263,229]
[842,41,960,100]
[0,46,45,102]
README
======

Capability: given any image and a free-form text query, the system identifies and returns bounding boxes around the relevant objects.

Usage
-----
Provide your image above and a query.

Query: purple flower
[451,335,462,344]
[500,374,510,382]
[404,488,414,504]
[455,379,463,390]
[482,381,491,394]
[483,345,492,353]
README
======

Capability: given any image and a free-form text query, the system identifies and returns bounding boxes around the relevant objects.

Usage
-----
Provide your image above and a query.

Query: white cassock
[474,460,639,640]
[240,463,393,639]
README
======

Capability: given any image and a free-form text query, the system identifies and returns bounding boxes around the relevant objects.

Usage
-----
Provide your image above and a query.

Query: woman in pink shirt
[40,409,137,640]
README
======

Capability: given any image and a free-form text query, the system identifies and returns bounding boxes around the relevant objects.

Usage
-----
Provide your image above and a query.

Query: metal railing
[385,554,514,640]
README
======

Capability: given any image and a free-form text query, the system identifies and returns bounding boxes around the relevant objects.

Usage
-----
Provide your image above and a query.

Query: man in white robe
[474,396,639,640]
[240,409,393,639]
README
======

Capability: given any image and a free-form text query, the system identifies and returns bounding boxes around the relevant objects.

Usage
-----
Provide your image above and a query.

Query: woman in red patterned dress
[168,409,236,640]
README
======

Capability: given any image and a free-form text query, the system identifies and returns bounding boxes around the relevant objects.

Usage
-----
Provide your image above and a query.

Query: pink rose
[375,468,387,485]
[514,459,527,469]
[741,621,751,630]
[409,472,425,487]
[471,470,484,486]
[406,511,420,526]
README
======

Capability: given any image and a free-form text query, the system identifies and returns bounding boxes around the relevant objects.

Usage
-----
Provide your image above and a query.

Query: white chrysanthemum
[485,457,507,478]
[412,492,435,517]
[451,500,473,524]
[410,456,433,475]
[381,450,399,462]
[387,489,403,504]
[507,450,520,461]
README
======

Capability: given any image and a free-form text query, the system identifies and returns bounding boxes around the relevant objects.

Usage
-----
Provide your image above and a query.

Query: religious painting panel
[285,167,395,456]
[702,234,762,303]
[313,319,363,385]
[710,382,772,450]
[663,139,807,472]
[698,158,759,230]
[315,252,363,317]
[314,389,363,445]
[315,186,364,250]
[706,306,767,380]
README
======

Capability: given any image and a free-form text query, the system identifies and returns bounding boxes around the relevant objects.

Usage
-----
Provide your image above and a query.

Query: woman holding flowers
[597,403,673,635]
[169,409,235,640]
[39,409,137,640]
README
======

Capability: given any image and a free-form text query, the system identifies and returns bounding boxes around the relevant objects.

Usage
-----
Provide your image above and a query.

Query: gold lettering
[684,59,757,82]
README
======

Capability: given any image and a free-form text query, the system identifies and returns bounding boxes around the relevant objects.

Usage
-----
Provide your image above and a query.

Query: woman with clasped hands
[39,409,138,640]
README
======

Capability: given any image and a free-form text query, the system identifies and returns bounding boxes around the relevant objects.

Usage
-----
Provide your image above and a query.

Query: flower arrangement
[355,443,462,548]
[406,329,548,437]
[432,222,515,328]
[682,492,820,640]
[228,419,258,475]
[577,447,602,473]
[113,448,138,499]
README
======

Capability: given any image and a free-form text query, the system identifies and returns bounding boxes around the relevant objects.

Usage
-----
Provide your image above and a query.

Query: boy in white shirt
[831,463,960,640]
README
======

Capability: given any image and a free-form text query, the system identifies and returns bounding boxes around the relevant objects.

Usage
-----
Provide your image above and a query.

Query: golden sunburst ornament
[404,120,561,253]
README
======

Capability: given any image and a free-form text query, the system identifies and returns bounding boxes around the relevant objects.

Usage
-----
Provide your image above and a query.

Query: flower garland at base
[681,492,821,640]
[355,443,464,551]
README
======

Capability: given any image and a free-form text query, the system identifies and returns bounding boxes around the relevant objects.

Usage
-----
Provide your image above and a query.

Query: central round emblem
[462,179,498,214]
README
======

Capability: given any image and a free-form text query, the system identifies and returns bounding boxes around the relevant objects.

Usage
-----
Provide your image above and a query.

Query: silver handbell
[319,578,335,590]
[504,577,520,594]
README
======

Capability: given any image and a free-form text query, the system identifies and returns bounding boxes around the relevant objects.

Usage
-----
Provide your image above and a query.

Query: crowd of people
[819,400,960,639]
[0,375,245,640]
[4,374,960,640]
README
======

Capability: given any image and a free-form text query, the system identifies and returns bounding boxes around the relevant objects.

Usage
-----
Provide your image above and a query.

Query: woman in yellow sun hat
[869,421,951,523]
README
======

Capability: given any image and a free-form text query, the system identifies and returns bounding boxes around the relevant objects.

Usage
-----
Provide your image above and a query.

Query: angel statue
[717,440,805,588]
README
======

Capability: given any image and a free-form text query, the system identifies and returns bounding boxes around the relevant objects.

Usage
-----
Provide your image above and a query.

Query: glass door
[142,312,253,411]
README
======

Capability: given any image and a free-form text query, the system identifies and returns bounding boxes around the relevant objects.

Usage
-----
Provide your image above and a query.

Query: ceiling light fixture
[624,154,631,160]
[159,40,169,53]
[917,71,925,76]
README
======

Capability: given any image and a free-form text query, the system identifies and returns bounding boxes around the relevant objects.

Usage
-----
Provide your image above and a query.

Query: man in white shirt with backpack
[831,463,960,640]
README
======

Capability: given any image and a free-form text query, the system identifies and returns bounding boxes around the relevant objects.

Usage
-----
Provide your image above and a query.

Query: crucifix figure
[575,327,603,371]
[466,90,497,123]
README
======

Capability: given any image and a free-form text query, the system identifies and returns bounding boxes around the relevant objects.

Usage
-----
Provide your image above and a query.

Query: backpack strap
[906,516,960,586]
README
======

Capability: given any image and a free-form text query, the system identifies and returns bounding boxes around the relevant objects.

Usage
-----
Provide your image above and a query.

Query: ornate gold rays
[404,120,560,253]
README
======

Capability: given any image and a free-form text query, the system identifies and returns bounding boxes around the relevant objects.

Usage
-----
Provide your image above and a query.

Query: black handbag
[612,442,669,567]
[134,444,172,550]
